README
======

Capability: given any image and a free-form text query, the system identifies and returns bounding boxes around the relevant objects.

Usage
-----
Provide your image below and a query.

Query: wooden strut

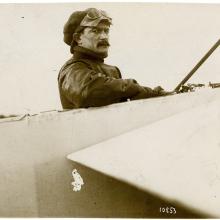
[174,38,220,93]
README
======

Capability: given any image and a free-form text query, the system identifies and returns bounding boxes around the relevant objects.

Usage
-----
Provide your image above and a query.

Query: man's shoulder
[62,57,92,70]
[58,58,92,80]
[101,62,118,69]
[101,63,122,78]
[58,57,122,80]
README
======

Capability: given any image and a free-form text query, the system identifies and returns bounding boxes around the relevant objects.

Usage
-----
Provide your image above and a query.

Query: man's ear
[73,33,81,44]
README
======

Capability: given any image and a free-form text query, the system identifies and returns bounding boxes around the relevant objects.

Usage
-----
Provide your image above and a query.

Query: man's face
[77,22,110,56]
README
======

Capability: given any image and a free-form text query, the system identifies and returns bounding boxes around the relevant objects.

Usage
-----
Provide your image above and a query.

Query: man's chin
[96,48,109,58]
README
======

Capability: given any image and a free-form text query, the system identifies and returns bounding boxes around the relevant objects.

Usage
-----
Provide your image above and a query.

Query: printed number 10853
[159,207,176,214]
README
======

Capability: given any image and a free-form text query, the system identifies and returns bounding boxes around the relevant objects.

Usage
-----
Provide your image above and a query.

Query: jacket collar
[73,46,104,63]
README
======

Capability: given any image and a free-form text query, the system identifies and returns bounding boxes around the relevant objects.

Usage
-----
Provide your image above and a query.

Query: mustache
[97,40,110,47]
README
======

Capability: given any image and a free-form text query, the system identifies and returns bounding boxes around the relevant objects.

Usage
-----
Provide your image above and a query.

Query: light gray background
[0,3,220,114]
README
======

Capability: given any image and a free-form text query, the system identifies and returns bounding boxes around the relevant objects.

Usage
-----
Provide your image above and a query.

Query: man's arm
[60,61,146,107]
[60,62,168,108]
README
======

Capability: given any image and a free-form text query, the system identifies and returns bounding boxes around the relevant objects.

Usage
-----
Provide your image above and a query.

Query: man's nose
[100,31,108,39]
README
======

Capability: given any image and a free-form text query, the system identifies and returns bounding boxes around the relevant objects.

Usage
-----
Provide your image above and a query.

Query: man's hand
[130,85,176,101]
[153,86,164,94]
[153,86,176,96]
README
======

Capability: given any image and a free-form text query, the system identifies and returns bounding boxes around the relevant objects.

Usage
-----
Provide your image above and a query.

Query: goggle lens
[87,8,111,20]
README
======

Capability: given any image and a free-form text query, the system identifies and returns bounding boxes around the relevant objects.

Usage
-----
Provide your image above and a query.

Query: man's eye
[92,29,99,33]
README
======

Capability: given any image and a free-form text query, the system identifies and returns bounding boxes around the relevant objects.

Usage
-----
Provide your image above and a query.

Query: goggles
[80,8,112,27]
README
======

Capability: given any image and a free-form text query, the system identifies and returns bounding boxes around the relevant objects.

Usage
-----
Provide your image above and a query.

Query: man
[58,8,171,109]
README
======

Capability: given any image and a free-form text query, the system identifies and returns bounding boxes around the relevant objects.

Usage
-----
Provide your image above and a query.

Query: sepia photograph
[0,1,220,218]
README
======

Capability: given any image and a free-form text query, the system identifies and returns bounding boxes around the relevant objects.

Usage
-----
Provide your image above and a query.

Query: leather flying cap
[63,8,112,46]
[80,8,112,27]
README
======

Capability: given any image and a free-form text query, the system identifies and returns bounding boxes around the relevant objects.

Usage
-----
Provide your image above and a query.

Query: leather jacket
[58,46,161,109]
